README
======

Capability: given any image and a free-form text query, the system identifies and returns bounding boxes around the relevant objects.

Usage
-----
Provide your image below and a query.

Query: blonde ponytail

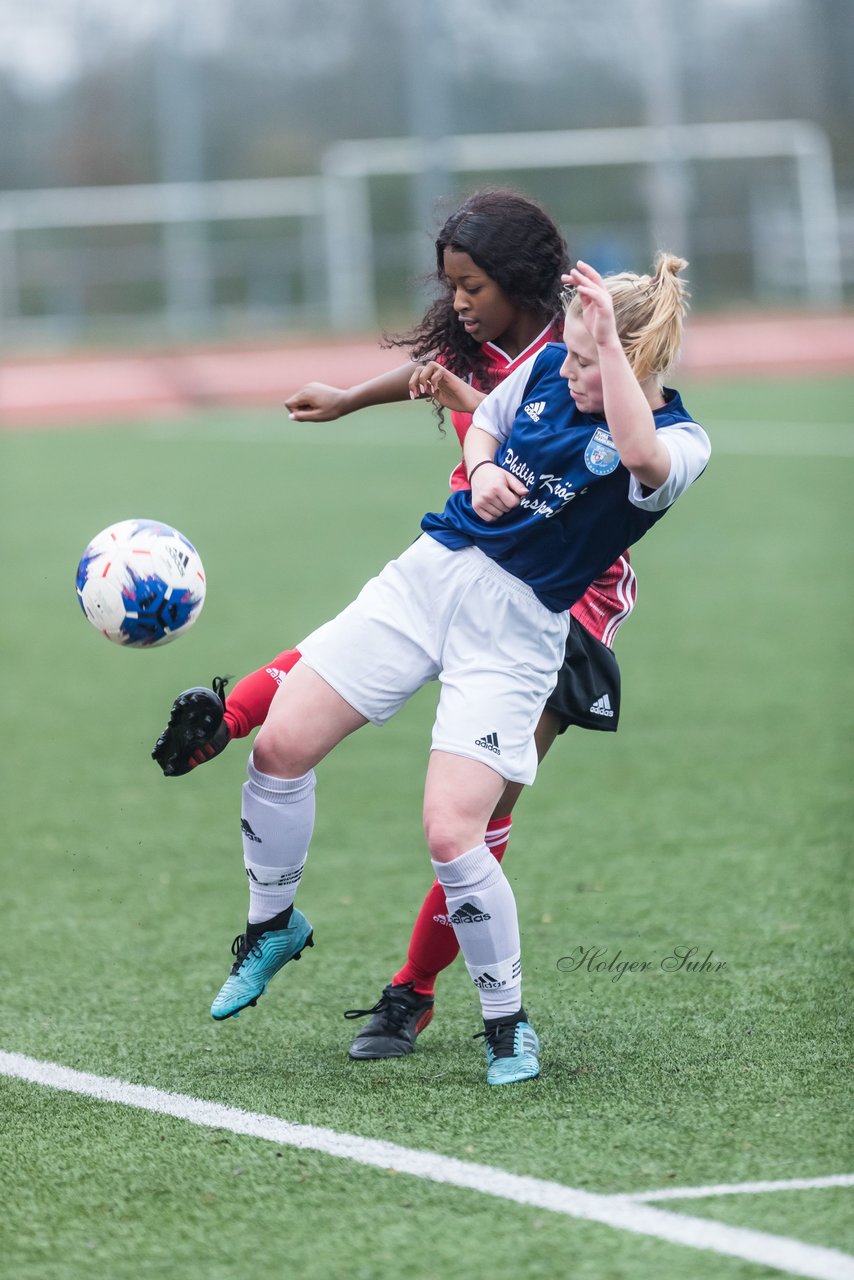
[567,253,690,384]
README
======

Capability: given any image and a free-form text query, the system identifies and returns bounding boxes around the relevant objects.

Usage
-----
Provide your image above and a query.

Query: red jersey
[445,322,635,647]
[447,323,563,492]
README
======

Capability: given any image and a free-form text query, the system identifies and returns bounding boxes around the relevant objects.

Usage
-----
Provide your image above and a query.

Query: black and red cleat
[152,676,231,777]
[344,982,435,1059]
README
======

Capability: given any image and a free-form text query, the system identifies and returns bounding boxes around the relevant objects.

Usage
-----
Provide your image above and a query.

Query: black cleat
[344,982,434,1060]
[152,676,231,777]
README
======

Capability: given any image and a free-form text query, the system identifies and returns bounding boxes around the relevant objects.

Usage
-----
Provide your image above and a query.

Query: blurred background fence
[0,0,852,346]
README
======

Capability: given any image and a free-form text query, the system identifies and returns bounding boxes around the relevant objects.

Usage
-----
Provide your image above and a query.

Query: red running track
[1,314,852,429]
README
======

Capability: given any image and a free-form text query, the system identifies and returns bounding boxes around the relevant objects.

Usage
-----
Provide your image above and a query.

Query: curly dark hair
[386,188,570,393]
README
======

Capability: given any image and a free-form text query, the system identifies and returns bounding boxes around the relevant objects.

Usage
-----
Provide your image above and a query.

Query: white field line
[2,1051,853,1280]
[138,417,854,457]
[622,1174,854,1202]
[702,421,854,458]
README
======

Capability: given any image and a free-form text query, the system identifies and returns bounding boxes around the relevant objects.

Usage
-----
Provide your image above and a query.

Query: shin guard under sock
[432,842,522,1020]
[241,753,315,923]
[392,815,512,994]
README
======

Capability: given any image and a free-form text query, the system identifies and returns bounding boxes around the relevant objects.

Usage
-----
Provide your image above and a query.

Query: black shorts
[546,619,621,734]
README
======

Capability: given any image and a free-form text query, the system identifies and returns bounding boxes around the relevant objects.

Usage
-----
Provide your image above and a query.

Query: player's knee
[423,811,472,863]
[252,724,311,779]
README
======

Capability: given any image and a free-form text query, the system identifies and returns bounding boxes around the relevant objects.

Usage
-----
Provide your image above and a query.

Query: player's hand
[409,362,484,415]
[561,261,619,350]
[470,462,528,522]
[285,383,349,421]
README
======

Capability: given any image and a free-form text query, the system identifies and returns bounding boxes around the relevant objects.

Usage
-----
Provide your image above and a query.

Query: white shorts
[297,534,569,785]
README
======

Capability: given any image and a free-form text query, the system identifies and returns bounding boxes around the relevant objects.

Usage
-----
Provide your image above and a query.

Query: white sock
[241,754,316,924]
[432,843,522,1019]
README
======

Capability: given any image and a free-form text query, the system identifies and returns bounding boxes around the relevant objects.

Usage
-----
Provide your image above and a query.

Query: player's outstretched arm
[285,363,419,422]
[409,361,485,415]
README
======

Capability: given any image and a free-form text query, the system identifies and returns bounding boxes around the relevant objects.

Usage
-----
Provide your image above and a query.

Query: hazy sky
[0,0,785,95]
[0,0,230,92]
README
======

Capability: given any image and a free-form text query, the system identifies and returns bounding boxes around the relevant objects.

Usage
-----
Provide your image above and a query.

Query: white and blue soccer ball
[75,519,206,647]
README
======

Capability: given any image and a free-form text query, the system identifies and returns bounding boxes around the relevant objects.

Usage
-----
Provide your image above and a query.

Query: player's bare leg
[347,710,561,1061]
[492,707,561,816]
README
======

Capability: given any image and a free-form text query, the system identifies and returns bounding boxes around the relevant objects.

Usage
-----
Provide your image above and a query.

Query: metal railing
[0,122,843,341]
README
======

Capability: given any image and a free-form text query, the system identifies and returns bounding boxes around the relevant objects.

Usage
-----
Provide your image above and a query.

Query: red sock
[392,815,513,996]
[223,649,301,739]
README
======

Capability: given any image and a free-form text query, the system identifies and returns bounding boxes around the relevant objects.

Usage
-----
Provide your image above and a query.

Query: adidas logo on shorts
[590,693,614,717]
[475,731,501,754]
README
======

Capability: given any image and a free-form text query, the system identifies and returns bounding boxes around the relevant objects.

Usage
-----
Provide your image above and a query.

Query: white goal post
[0,177,324,333]
[0,121,842,335]
[322,120,843,328]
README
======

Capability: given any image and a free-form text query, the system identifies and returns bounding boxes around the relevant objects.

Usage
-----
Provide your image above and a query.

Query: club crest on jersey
[584,427,621,476]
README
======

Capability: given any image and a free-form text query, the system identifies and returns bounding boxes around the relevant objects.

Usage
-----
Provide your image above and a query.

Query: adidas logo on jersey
[523,400,546,423]
[475,731,500,754]
[589,693,614,718]
[449,901,492,925]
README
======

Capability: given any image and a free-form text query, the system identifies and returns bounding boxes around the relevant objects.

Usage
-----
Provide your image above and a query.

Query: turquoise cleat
[210,907,314,1021]
[479,1012,541,1086]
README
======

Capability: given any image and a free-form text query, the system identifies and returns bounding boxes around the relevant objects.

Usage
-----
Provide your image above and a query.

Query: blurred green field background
[0,375,851,1279]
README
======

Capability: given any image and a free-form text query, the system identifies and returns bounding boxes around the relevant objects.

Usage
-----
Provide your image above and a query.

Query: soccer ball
[75,519,206,648]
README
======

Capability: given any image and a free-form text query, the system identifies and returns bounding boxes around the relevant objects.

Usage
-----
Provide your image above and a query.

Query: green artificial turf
[1,375,851,1277]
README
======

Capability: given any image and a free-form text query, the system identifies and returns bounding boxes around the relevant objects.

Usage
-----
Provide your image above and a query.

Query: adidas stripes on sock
[392,814,512,995]
[432,842,522,1020]
[241,752,315,924]
[224,649,302,740]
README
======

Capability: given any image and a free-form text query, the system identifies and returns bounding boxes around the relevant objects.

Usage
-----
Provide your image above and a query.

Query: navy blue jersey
[421,343,709,612]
